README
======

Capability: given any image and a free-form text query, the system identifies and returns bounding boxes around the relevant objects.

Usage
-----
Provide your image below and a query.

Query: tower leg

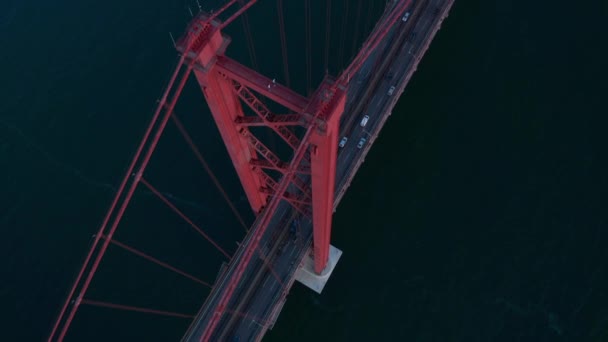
[194,68,268,213]
[310,95,345,274]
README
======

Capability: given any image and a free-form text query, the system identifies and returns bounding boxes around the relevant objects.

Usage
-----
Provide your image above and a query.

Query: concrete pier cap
[295,245,342,294]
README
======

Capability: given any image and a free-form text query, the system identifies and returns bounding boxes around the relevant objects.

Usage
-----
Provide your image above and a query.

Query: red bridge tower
[179,11,345,273]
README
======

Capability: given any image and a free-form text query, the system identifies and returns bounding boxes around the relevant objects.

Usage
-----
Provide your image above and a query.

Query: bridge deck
[182,0,456,340]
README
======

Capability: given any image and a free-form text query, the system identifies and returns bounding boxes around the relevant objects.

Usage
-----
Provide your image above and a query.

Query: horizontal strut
[231,80,301,149]
[215,56,308,112]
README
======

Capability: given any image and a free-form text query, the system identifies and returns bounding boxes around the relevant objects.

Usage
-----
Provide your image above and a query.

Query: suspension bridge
[48,0,455,340]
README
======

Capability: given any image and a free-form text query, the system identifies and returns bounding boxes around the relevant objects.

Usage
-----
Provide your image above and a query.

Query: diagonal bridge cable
[81,299,193,319]
[171,114,249,232]
[140,177,232,260]
[276,0,290,87]
[104,236,212,288]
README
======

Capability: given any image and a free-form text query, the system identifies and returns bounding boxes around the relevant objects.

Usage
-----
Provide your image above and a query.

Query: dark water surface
[1,0,607,341]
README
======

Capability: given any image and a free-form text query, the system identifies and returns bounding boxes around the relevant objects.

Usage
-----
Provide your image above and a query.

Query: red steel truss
[185,0,413,339]
[180,0,412,272]
[48,0,413,340]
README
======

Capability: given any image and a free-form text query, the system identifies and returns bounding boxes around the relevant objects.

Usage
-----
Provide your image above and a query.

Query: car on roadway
[402,12,411,22]
[339,136,348,148]
[357,137,367,149]
[387,86,396,96]
[360,115,369,127]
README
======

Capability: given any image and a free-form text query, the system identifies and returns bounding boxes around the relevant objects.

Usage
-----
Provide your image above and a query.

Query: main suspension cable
[81,299,193,319]
[140,177,232,260]
[171,115,249,232]
[105,237,212,288]
[276,0,290,87]
[48,58,194,342]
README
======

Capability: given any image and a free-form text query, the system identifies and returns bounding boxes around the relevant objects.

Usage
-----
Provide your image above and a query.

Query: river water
[1,0,607,341]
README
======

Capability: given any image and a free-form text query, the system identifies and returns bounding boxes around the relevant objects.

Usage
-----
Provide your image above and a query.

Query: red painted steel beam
[302,2,413,272]
[193,68,268,213]
[242,130,312,199]
[243,131,284,169]
[177,0,255,55]
[310,93,345,273]
[250,158,286,172]
[190,0,414,336]
[200,123,313,341]
[181,18,270,214]
[259,187,310,208]
[250,159,310,174]
[232,81,301,149]
[215,56,309,113]
[199,77,344,341]
[234,114,303,127]
[257,171,311,213]
[303,0,412,272]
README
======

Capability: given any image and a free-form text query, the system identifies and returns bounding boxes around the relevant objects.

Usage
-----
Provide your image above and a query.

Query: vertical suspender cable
[304,0,312,95]
[350,0,364,57]
[337,0,349,67]
[171,115,249,232]
[140,178,232,260]
[238,0,278,152]
[238,0,258,70]
[276,0,290,87]
[323,0,332,74]
[364,0,376,38]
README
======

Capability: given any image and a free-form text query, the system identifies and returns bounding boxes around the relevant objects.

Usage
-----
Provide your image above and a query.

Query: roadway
[182,0,455,340]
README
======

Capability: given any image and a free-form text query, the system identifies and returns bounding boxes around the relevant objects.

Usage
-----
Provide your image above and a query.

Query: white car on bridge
[360,115,369,127]
[339,137,348,148]
[357,137,367,149]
